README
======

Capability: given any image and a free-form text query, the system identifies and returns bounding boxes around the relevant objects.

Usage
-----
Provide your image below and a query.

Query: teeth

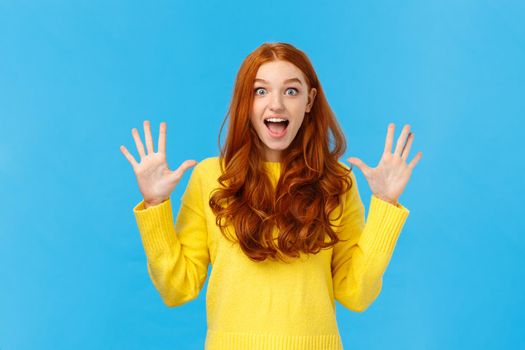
[265,118,288,122]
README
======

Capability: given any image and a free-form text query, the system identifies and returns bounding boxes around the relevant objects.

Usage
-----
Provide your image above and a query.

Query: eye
[254,87,266,96]
[286,88,299,96]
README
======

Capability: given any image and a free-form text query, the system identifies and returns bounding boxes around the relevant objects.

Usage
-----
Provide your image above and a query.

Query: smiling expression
[250,60,317,162]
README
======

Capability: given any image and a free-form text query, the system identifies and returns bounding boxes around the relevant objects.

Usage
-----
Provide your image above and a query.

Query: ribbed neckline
[263,161,282,169]
[263,161,281,179]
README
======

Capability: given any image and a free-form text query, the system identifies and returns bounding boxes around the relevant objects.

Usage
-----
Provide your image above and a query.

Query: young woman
[120,42,422,350]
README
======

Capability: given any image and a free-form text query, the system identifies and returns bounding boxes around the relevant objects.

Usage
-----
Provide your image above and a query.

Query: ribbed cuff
[358,194,410,255]
[133,198,178,256]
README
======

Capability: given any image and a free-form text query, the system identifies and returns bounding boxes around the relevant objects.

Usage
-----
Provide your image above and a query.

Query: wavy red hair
[209,42,355,262]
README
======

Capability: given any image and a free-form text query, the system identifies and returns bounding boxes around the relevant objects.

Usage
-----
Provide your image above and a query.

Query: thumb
[180,159,198,173]
[347,157,365,172]
[170,159,198,182]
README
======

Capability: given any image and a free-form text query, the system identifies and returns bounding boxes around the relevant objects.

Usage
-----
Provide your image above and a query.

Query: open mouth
[264,118,289,137]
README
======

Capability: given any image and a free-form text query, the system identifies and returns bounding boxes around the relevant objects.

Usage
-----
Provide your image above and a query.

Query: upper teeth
[265,118,287,122]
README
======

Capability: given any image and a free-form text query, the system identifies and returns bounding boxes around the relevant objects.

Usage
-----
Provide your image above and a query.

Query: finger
[170,159,198,183]
[383,123,395,154]
[120,145,139,169]
[158,122,167,154]
[408,151,423,170]
[132,127,146,159]
[394,124,411,157]
[401,132,414,161]
[144,120,155,154]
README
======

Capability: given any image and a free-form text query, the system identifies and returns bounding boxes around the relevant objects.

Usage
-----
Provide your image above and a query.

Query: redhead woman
[120,42,422,350]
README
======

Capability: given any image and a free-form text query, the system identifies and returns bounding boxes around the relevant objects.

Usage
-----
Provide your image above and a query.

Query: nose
[268,92,285,112]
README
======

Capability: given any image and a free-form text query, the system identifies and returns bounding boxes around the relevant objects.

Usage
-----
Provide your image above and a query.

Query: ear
[306,88,317,113]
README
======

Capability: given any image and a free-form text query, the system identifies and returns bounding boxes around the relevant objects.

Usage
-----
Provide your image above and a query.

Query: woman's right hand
[120,120,198,208]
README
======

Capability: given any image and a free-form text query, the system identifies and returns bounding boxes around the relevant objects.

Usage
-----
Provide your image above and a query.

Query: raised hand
[347,123,422,206]
[120,120,198,208]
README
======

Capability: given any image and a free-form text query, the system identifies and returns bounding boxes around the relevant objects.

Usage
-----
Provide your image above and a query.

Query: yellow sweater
[133,156,410,350]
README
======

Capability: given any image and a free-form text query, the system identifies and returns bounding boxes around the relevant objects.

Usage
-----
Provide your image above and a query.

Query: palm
[134,152,176,201]
[120,120,198,205]
[347,123,422,205]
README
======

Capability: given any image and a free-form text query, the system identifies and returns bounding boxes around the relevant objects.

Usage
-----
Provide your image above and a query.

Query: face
[250,60,317,162]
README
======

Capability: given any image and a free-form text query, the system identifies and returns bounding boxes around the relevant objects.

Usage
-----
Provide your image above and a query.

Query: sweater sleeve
[331,170,410,312]
[133,163,210,307]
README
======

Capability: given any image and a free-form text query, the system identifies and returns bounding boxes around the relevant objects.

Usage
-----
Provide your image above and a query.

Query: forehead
[254,60,307,84]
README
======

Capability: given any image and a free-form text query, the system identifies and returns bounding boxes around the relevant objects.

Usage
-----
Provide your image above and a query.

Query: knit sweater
[133,156,410,350]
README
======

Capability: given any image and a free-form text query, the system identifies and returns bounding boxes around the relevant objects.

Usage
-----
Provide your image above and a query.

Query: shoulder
[194,156,221,172]
[337,160,349,170]
[190,156,222,181]
[337,160,357,182]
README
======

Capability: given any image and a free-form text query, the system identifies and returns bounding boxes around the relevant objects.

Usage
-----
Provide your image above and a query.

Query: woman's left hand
[347,123,423,206]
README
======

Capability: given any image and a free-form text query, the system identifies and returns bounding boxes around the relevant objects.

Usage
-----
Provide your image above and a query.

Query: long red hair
[209,42,355,262]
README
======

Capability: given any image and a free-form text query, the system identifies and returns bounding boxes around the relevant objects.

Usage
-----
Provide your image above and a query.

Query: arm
[133,164,210,307]
[331,171,410,312]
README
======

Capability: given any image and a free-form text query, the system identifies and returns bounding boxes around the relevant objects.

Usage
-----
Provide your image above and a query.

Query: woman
[120,42,422,350]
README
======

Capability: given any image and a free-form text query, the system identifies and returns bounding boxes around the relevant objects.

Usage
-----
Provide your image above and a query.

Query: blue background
[1,0,524,349]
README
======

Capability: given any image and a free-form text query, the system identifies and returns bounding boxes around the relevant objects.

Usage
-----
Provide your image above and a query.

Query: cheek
[252,99,263,113]
[250,110,262,130]
[251,102,264,123]
[290,103,307,120]
[250,101,257,114]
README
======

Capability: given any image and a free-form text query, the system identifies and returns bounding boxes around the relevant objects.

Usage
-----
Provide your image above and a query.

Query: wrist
[144,198,167,209]
[374,193,399,206]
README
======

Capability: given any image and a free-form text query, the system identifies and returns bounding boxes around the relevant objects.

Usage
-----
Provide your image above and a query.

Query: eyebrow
[254,78,303,85]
